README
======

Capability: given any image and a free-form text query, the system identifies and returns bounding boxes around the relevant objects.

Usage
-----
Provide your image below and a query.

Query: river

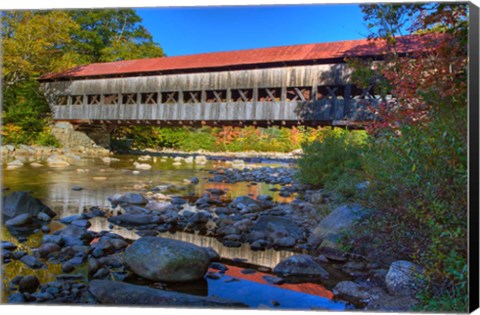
[1,153,352,310]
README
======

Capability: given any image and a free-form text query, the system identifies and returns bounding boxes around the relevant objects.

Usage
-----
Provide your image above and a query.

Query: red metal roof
[39,33,440,81]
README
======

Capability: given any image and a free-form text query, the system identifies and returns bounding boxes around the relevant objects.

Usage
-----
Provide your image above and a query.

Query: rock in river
[108,214,162,226]
[2,191,56,220]
[18,275,40,293]
[273,254,329,279]
[108,192,148,207]
[20,255,45,269]
[124,237,210,282]
[89,280,245,307]
[5,213,33,226]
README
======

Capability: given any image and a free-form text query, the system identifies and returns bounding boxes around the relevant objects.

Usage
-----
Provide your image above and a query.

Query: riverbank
[1,148,424,311]
[117,147,303,163]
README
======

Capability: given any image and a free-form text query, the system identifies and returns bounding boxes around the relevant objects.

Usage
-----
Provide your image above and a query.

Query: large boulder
[124,237,210,282]
[273,254,329,279]
[89,280,245,307]
[385,260,425,296]
[308,203,368,248]
[2,191,56,220]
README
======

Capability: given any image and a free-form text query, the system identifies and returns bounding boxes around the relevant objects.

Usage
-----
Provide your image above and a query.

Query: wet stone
[210,262,228,272]
[71,219,91,229]
[20,255,45,269]
[18,276,40,294]
[241,269,257,275]
[222,240,242,248]
[11,250,27,260]
[92,268,110,279]
[8,293,26,303]
[59,214,86,224]
[1,241,18,251]
[5,213,33,226]
[42,234,64,246]
[61,263,76,273]
[11,276,24,285]
[206,272,221,280]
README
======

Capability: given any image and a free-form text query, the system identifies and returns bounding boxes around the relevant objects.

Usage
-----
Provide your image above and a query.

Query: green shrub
[360,111,467,312]
[296,128,368,188]
[35,127,60,147]
[178,127,218,151]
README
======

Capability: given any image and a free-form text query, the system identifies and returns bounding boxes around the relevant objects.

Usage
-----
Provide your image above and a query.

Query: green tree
[1,11,80,112]
[1,9,164,146]
[68,9,164,63]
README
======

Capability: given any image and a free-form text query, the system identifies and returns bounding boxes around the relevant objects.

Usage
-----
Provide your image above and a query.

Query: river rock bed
[1,153,422,310]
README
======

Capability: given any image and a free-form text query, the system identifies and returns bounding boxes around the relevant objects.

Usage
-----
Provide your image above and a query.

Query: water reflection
[2,155,291,217]
[89,217,294,269]
[2,154,333,308]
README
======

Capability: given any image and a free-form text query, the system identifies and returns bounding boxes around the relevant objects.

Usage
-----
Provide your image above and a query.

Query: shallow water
[1,154,352,309]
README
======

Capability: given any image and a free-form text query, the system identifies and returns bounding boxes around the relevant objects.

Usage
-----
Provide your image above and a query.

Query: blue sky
[136,4,369,57]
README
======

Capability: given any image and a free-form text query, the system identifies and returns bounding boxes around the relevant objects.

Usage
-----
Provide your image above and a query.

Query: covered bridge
[39,34,432,146]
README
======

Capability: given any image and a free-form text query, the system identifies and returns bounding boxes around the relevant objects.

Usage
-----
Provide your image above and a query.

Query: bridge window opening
[141,92,158,105]
[184,91,201,103]
[72,95,84,105]
[104,94,119,105]
[206,90,227,103]
[258,88,281,102]
[122,93,137,105]
[56,96,68,105]
[231,89,253,102]
[317,86,345,100]
[352,85,378,100]
[87,95,101,105]
[286,87,311,101]
[161,91,178,104]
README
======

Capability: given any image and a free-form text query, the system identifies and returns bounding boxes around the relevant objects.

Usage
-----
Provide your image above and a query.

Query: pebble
[206,272,221,280]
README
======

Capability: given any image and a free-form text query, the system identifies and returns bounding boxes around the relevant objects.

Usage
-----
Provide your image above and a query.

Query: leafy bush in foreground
[296,128,367,189]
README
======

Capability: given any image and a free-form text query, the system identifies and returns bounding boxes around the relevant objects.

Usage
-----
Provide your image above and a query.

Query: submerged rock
[89,280,245,307]
[124,237,210,282]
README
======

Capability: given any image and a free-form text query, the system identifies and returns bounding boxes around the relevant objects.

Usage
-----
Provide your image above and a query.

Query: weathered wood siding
[42,64,349,96]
